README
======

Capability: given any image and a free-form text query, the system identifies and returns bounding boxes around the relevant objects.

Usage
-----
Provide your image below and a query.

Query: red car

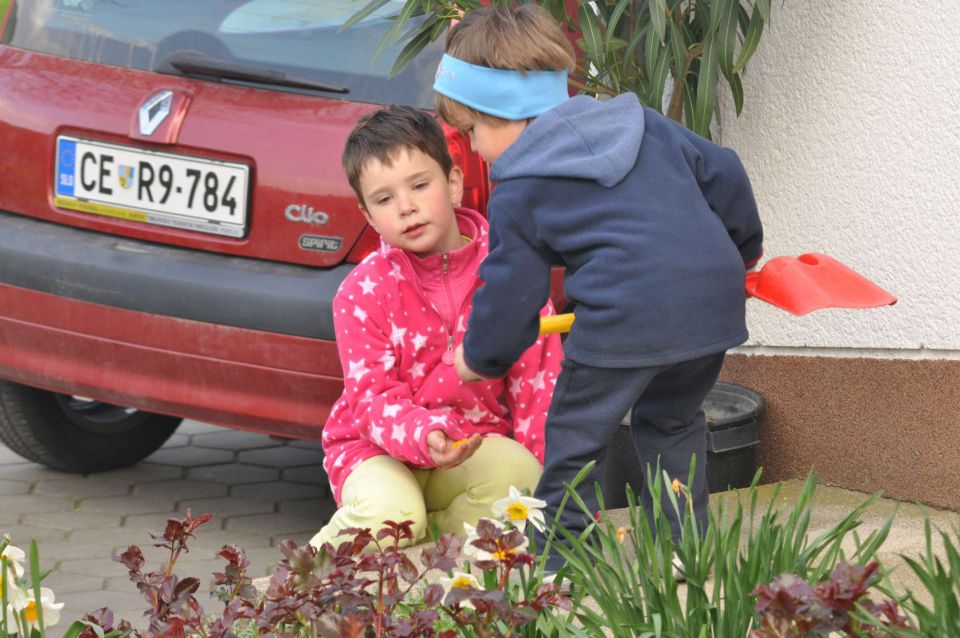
[0,1,490,472]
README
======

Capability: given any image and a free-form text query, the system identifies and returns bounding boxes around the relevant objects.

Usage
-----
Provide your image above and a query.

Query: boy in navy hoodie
[436,5,763,570]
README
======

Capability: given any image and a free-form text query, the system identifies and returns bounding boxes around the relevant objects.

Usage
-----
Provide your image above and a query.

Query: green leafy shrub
[346,0,773,138]
[898,521,960,638]
[548,461,900,636]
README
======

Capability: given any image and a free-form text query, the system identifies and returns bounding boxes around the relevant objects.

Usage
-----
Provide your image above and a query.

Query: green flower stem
[29,541,44,638]
[1,555,8,638]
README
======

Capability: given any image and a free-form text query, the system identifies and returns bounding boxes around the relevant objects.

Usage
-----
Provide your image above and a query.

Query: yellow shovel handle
[539,313,575,334]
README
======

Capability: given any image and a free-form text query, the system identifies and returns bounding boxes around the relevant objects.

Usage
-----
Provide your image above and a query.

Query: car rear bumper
[0,211,349,437]
[0,211,351,339]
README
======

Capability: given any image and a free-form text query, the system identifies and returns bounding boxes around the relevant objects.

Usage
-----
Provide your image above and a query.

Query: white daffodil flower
[439,572,483,608]
[492,485,547,533]
[462,522,481,558]
[0,545,25,579]
[6,587,64,634]
[492,533,529,562]
[462,519,528,562]
[462,519,504,559]
[0,565,27,611]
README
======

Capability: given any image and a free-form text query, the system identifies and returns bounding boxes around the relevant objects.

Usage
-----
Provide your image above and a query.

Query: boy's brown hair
[342,105,453,208]
[437,5,576,129]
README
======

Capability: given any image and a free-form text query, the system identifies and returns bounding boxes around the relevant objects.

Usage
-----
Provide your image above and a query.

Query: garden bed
[6,472,959,637]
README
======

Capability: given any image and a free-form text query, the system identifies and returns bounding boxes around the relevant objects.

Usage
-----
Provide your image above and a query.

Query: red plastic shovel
[743,252,896,316]
[539,252,896,334]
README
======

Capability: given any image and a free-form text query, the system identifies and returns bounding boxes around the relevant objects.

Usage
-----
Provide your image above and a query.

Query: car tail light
[345,225,380,264]
[443,123,490,217]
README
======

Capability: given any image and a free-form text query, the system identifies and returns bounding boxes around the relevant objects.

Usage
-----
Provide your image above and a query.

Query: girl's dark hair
[342,105,453,207]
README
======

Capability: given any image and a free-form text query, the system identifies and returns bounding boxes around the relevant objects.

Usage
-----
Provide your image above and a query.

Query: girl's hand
[427,431,481,468]
[454,344,484,383]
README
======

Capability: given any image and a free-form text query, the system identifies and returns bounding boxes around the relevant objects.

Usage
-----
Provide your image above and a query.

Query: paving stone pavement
[0,420,337,630]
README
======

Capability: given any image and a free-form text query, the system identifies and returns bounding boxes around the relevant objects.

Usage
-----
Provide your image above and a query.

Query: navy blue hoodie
[462,93,763,378]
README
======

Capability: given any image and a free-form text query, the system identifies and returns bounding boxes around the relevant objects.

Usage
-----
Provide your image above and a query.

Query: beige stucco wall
[718,1,960,357]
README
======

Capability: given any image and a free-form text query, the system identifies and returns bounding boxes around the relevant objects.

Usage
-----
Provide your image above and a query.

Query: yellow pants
[310,436,542,549]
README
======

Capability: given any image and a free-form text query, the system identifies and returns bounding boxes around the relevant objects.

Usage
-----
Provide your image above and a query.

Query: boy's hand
[427,431,481,468]
[454,344,485,383]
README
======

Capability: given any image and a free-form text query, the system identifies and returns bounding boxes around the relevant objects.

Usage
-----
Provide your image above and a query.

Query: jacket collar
[377,207,488,284]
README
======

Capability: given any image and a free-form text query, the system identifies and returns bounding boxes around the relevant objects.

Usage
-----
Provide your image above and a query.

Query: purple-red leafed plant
[76,608,133,638]
[262,519,459,637]
[88,512,568,638]
[113,510,221,638]
[264,518,569,637]
[749,561,913,637]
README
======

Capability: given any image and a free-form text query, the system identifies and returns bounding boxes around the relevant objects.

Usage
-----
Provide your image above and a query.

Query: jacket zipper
[391,243,480,366]
[442,253,456,364]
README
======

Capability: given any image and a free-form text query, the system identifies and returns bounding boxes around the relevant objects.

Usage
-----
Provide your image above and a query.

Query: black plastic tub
[602,382,764,508]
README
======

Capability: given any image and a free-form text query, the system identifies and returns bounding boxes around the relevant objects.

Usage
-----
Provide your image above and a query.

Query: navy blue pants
[533,352,725,570]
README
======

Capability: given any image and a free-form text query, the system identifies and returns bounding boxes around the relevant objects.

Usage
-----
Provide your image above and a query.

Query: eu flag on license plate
[56,138,77,197]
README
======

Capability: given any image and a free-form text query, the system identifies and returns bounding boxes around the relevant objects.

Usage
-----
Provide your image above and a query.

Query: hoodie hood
[490,92,645,188]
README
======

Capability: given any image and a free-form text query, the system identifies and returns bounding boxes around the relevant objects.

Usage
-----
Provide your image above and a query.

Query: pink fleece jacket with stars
[321,207,562,505]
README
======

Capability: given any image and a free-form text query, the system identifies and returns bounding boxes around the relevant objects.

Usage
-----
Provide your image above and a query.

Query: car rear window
[2,0,443,108]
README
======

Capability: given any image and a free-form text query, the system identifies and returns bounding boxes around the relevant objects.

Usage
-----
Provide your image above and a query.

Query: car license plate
[53,136,250,238]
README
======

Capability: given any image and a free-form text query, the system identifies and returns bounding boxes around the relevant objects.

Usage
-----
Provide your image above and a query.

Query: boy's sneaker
[504,568,572,594]
[671,554,686,583]
[540,569,572,592]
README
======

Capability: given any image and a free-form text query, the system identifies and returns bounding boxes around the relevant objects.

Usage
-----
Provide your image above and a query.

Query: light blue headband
[433,54,569,120]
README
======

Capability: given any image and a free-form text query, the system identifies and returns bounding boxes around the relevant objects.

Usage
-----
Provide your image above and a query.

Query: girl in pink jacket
[311,106,561,548]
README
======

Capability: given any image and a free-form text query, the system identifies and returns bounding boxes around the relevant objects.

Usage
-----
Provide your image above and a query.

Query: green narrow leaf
[850,510,896,566]
[756,0,772,23]
[666,16,686,81]
[624,23,651,71]
[605,0,634,50]
[606,36,629,53]
[396,11,435,42]
[375,0,422,61]
[340,0,394,32]
[682,72,697,130]
[578,3,604,68]
[81,620,107,638]
[29,540,45,638]
[689,2,710,36]
[649,45,673,111]
[707,0,724,30]
[541,0,571,25]
[692,30,718,137]
[648,0,667,44]
[902,554,939,595]
[644,22,661,82]
[538,460,596,569]
[429,13,449,40]
[737,3,751,34]
[60,621,87,638]
[389,18,440,76]
[1,556,8,636]
[716,0,739,78]
[733,4,765,73]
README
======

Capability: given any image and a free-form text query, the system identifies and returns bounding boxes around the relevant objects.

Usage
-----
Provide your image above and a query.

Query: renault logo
[139,90,173,136]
